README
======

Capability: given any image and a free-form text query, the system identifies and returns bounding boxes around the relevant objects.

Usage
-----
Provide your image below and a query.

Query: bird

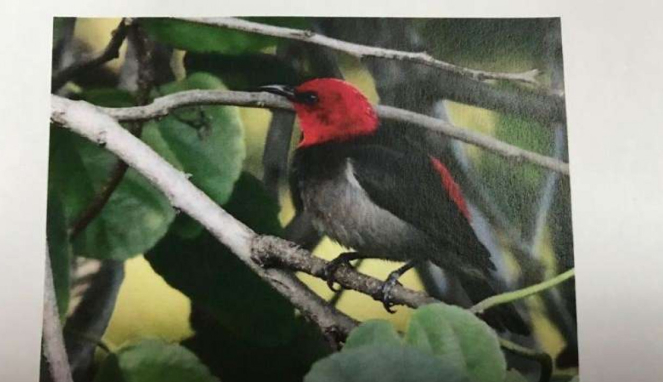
[261,78,529,335]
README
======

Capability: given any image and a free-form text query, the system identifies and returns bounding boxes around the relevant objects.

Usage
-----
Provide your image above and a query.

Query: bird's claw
[323,265,342,292]
[378,276,401,313]
[322,253,358,292]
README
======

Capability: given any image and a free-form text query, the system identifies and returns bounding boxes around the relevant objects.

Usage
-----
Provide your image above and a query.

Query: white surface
[1,1,662,381]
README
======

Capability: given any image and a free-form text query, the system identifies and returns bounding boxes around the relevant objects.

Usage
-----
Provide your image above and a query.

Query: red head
[261,78,379,147]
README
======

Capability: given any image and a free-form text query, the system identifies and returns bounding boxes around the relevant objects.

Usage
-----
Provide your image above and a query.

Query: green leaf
[142,73,245,237]
[146,173,294,346]
[49,127,175,260]
[405,304,506,382]
[94,339,219,382]
[405,306,465,368]
[344,320,402,350]
[503,370,529,382]
[46,194,71,318]
[305,345,468,382]
[141,17,308,54]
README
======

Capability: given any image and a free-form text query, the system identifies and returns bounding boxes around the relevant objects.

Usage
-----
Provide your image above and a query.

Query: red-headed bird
[261,78,529,335]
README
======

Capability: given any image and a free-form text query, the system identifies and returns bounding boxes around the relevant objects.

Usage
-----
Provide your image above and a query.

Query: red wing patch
[429,156,471,221]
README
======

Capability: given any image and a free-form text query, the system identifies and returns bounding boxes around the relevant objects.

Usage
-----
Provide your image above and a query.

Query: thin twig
[176,17,541,86]
[51,19,130,92]
[68,162,128,239]
[96,90,570,176]
[471,269,575,315]
[43,247,74,382]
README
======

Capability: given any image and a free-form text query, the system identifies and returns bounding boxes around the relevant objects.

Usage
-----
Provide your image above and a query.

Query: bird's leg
[379,260,420,313]
[323,252,365,292]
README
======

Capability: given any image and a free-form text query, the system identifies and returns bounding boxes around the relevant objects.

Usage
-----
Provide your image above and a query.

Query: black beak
[259,84,296,101]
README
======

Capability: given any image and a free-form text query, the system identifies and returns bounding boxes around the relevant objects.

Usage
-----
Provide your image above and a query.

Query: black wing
[347,144,495,273]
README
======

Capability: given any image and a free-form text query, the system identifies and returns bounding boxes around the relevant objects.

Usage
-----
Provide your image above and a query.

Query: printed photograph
[45,17,576,382]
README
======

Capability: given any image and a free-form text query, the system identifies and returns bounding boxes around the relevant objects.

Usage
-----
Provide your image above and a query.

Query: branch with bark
[96,90,569,175]
[50,95,574,378]
[176,17,541,86]
[51,95,357,344]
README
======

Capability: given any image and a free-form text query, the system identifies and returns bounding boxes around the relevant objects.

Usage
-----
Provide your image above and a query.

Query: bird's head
[261,78,379,147]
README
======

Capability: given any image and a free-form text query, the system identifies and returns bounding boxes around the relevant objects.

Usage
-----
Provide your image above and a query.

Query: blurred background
[49,17,575,382]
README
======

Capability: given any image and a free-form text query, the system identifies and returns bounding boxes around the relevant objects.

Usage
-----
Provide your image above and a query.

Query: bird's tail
[461,275,531,336]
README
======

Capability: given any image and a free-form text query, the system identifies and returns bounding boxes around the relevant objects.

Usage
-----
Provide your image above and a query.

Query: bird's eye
[294,91,319,105]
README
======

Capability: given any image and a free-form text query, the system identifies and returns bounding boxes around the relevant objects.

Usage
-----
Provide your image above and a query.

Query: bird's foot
[378,273,402,313]
[322,252,363,292]
[377,260,419,313]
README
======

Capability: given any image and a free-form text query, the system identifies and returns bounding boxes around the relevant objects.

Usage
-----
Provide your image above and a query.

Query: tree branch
[176,17,541,86]
[96,90,570,176]
[252,235,436,308]
[43,247,74,382]
[51,95,553,369]
[51,95,356,343]
[51,19,129,92]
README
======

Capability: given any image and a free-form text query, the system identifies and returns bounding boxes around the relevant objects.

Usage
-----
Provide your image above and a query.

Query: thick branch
[43,248,74,382]
[97,90,570,176]
[51,19,129,91]
[51,95,356,342]
[252,235,436,308]
[176,17,541,86]
[52,95,552,369]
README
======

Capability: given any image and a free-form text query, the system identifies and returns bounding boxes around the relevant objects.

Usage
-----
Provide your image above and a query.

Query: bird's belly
[299,165,429,260]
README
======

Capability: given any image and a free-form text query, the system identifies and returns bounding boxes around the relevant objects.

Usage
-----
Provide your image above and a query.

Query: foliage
[142,18,308,54]
[46,16,578,382]
[93,339,219,382]
[306,304,523,382]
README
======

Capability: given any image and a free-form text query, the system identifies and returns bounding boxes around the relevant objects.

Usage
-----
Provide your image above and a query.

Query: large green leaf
[406,304,506,382]
[93,339,219,382]
[48,126,175,261]
[141,17,308,54]
[146,173,293,346]
[404,306,465,369]
[142,73,245,237]
[305,345,468,382]
[46,194,71,318]
[344,320,402,350]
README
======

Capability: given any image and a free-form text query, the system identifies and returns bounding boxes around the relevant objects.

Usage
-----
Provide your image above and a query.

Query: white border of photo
[1,1,662,381]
